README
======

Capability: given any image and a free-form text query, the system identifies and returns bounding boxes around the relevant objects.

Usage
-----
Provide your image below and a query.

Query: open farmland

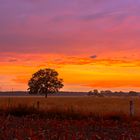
[0,96,140,117]
[0,97,140,139]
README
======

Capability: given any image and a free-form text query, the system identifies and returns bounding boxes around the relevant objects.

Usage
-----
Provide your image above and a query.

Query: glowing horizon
[0,0,140,92]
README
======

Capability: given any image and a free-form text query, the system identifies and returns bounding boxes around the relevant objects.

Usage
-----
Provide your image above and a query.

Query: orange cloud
[0,52,140,91]
[12,76,30,84]
[85,80,140,88]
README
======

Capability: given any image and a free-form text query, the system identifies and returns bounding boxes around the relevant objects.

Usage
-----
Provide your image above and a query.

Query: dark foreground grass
[1,115,140,140]
[0,104,135,122]
[0,105,140,139]
[0,97,140,139]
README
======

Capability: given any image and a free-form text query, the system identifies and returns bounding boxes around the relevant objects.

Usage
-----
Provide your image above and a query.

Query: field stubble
[0,96,140,118]
[0,96,140,139]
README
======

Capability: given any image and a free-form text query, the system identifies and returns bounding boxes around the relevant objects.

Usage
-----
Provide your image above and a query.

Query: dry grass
[0,96,140,118]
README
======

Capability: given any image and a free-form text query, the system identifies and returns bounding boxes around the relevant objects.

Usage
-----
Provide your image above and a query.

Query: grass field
[1,96,140,139]
[0,96,140,118]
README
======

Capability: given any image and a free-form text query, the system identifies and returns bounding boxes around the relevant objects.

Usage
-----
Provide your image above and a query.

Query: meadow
[0,96,140,139]
[0,96,140,118]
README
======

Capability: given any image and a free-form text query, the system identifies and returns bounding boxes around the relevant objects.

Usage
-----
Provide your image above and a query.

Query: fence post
[37,101,40,110]
[130,100,134,117]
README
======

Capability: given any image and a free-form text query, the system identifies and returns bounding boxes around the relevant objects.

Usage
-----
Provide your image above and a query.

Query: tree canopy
[28,68,63,97]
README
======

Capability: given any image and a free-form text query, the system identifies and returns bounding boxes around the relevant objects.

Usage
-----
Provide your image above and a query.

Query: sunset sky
[0,0,140,91]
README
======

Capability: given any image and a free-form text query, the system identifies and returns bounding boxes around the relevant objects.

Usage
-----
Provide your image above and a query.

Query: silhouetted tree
[93,89,99,95]
[28,68,63,98]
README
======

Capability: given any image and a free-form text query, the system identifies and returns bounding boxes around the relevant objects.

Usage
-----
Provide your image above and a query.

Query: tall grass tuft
[0,104,133,122]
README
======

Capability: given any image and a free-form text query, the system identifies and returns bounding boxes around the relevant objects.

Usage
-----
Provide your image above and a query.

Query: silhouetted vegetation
[0,104,129,121]
[87,89,139,96]
[28,68,63,98]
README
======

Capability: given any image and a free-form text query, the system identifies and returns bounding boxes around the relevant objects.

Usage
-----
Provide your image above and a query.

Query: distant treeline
[0,91,88,97]
[88,89,140,96]
[0,90,139,97]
